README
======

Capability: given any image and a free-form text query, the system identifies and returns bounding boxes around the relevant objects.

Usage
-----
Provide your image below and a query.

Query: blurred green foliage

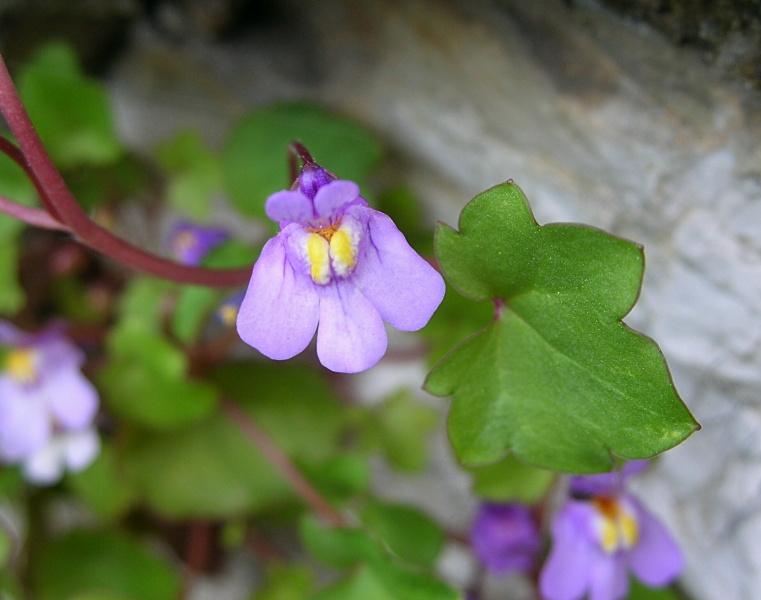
[19,43,121,168]
[31,531,180,600]
[223,103,382,220]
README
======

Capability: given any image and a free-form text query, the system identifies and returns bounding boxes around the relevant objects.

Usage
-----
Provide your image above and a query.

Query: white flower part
[329,216,361,278]
[22,428,100,486]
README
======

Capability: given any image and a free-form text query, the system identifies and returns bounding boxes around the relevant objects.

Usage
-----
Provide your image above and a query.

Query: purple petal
[571,461,650,497]
[628,500,683,587]
[169,221,229,266]
[0,378,50,461]
[22,439,64,485]
[588,555,629,600]
[470,503,540,574]
[42,368,99,431]
[540,501,597,600]
[351,208,444,331]
[0,321,24,345]
[63,429,100,473]
[237,234,319,360]
[314,180,360,219]
[37,335,84,370]
[265,190,314,224]
[316,281,387,373]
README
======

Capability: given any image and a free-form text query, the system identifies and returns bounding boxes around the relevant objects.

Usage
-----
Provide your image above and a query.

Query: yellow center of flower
[5,349,38,383]
[173,231,197,254]
[218,303,239,326]
[593,497,639,553]
[304,220,358,285]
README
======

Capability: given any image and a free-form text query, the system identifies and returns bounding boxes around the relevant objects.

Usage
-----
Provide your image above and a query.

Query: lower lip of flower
[5,348,38,383]
[303,218,359,285]
[593,496,639,553]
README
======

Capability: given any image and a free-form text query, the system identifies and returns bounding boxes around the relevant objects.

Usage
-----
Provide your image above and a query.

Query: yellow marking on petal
[307,233,331,284]
[5,349,37,383]
[593,497,640,553]
[329,227,356,276]
[599,518,619,554]
[619,512,639,548]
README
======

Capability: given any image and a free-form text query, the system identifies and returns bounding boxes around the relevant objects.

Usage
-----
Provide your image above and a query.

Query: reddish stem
[0,195,70,231]
[0,56,250,288]
[221,398,346,527]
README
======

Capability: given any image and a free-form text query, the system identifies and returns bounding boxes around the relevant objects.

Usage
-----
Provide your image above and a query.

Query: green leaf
[470,455,554,503]
[31,530,180,600]
[0,528,10,567]
[67,445,137,520]
[123,414,290,518]
[425,182,697,472]
[155,131,221,219]
[101,324,217,430]
[370,391,439,473]
[627,579,679,599]
[65,155,149,210]
[115,278,173,331]
[368,558,459,600]
[170,285,221,344]
[124,362,343,518]
[253,564,314,600]
[0,152,36,313]
[421,290,492,365]
[300,516,383,568]
[311,567,392,600]
[99,357,217,431]
[223,103,382,219]
[300,453,370,503]
[360,501,444,568]
[302,518,458,600]
[211,361,344,462]
[19,43,121,168]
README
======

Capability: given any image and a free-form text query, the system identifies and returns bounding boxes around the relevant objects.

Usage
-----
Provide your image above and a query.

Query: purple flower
[569,460,649,498]
[168,221,228,266]
[470,503,541,575]
[236,158,445,373]
[540,464,682,600]
[0,322,99,485]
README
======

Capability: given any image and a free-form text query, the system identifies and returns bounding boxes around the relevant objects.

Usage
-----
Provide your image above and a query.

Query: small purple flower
[168,221,228,266]
[217,291,245,327]
[569,460,649,498]
[540,463,682,600]
[236,155,445,373]
[0,322,99,485]
[470,503,541,575]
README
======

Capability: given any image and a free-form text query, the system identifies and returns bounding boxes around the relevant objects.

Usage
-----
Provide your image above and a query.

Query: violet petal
[352,207,444,331]
[628,499,683,587]
[313,180,359,219]
[316,281,387,373]
[265,190,314,225]
[237,234,319,360]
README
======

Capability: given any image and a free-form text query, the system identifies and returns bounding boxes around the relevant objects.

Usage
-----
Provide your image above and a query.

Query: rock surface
[107,1,761,598]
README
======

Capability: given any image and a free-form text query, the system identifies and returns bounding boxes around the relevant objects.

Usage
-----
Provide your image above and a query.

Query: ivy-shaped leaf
[425,182,698,473]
